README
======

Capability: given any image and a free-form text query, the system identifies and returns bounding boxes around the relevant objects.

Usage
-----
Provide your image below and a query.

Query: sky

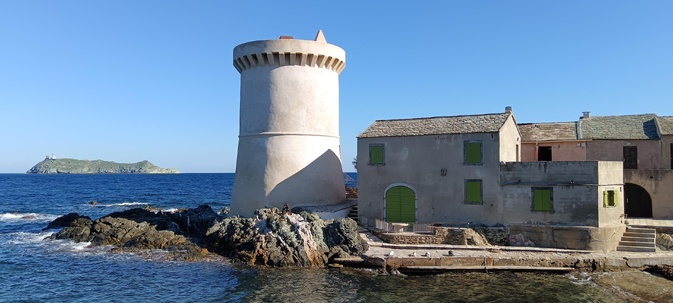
[1,1,672,173]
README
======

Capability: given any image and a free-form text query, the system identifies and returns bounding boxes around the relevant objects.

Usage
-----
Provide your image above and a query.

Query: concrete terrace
[333,226,673,274]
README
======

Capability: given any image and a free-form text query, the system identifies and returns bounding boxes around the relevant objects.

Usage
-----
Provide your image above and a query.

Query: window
[623,146,637,169]
[465,180,482,204]
[603,190,618,207]
[532,187,553,212]
[464,141,482,165]
[369,144,385,165]
[537,146,552,161]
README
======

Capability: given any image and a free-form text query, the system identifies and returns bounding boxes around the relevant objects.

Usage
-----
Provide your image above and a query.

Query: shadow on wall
[268,149,346,207]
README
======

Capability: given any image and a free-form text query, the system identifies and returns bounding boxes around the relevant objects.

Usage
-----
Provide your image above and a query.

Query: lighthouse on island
[230,30,347,217]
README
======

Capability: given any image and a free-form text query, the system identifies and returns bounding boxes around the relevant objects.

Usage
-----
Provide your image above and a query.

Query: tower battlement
[233,51,345,74]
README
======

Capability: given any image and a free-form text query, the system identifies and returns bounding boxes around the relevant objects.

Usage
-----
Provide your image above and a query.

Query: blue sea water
[0,173,632,302]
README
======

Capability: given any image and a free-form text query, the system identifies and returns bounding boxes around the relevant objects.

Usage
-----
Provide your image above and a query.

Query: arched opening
[385,186,416,223]
[624,183,652,218]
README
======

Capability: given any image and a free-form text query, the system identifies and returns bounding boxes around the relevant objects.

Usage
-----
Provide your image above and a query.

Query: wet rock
[51,217,93,242]
[43,213,91,230]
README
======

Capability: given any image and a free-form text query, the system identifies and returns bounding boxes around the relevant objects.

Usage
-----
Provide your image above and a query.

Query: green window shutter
[466,180,482,204]
[534,189,552,212]
[614,191,619,206]
[370,145,384,165]
[603,191,608,207]
[465,142,482,165]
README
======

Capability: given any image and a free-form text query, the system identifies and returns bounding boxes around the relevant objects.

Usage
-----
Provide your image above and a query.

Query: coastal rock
[48,206,221,260]
[43,213,91,230]
[46,205,368,266]
[204,208,368,267]
[27,158,179,174]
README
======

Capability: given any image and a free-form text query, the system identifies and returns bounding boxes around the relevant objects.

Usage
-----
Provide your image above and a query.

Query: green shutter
[370,145,384,165]
[534,189,552,212]
[604,190,618,207]
[465,142,481,164]
[386,186,415,223]
[466,181,482,204]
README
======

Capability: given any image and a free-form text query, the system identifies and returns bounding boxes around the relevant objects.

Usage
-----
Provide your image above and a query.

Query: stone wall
[508,224,625,252]
[377,227,495,246]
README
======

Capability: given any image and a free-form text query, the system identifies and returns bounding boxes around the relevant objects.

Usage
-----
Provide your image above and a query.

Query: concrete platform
[341,228,673,274]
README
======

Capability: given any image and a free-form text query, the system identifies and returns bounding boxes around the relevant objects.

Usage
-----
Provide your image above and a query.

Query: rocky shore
[44,205,368,266]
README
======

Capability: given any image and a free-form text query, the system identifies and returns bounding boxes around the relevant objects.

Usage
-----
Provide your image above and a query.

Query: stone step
[618,241,656,248]
[625,227,656,234]
[621,236,656,243]
[616,246,656,253]
[623,232,656,239]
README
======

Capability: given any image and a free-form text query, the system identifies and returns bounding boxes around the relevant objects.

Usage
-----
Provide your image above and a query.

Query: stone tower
[230,31,346,217]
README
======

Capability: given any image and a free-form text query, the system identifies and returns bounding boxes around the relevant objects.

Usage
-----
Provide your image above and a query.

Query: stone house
[356,109,625,250]
[357,111,520,225]
[519,113,673,219]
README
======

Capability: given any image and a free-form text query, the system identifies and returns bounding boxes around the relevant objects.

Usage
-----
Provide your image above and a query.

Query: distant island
[27,158,179,174]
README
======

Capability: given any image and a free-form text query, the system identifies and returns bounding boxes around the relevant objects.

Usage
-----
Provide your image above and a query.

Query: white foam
[5,231,52,245]
[0,212,59,223]
[161,208,179,213]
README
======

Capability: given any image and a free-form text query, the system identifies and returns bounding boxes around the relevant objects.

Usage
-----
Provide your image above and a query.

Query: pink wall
[521,142,586,162]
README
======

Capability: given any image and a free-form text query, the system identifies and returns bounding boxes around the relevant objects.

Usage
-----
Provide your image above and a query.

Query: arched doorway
[385,186,416,223]
[624,183,652,218]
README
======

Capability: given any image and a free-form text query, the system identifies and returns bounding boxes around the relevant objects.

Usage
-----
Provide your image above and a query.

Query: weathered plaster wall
[521,142,587,162]
[625,169,673,219]
[498,115,521,162]
[500,161,624,227]
[509,224,625,251]
[357,132,504,224]
[586,139,661,170]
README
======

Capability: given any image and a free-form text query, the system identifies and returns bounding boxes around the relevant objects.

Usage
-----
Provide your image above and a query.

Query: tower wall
[231,36,346,217]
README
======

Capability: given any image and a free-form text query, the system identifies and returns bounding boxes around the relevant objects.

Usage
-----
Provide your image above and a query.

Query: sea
[0,173,657,302]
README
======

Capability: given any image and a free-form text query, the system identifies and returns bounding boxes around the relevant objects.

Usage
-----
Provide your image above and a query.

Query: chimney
[581,111,590,119]
[278,36,294,39]
[505,106,512,114]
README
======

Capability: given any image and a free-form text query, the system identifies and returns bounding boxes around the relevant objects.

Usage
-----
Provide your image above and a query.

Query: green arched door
[385,186,415,223]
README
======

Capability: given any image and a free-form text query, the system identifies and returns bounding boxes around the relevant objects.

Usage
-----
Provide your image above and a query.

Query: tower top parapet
[233,30,346,74]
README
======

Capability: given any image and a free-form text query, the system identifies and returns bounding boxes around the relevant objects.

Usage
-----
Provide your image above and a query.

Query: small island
[27,157,179,174]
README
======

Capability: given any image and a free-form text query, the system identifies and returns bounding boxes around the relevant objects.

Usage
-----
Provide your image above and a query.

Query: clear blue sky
[1,1,671,173]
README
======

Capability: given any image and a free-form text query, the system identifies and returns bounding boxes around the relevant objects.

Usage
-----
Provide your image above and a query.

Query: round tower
[230,31,346,217]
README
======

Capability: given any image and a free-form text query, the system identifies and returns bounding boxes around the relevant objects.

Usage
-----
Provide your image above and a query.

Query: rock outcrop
[46,206,368,266]
[27,158,179,174]
[204,208,368,267]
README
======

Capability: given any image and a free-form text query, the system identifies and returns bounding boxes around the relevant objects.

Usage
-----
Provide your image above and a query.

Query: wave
[4,231,108,254]
[0,212,59,223]
[5,231,53,245]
